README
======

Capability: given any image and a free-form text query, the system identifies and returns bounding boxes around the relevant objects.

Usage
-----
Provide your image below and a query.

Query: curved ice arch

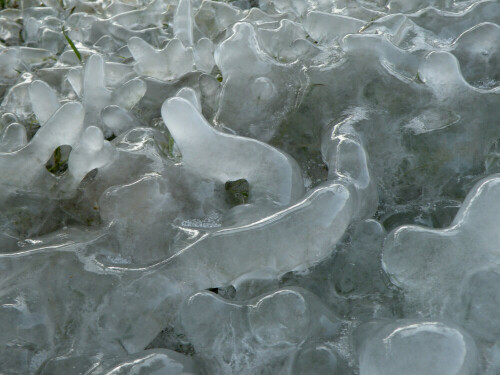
[161,96,304,206]
[0,132,375,362]
[0,102,84,190]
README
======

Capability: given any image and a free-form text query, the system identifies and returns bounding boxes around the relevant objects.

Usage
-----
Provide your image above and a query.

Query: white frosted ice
[28,80,60,124]
[161,96,304,206]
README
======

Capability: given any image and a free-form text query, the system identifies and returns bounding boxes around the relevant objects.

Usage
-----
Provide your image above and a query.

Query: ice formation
[1,0,500,374]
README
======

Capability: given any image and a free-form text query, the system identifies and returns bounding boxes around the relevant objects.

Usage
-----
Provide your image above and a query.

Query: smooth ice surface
[356,320,478,375]
[161,96,304,206]
[383,175,500,340]
[3,0,500,373]
[181,287,341,374]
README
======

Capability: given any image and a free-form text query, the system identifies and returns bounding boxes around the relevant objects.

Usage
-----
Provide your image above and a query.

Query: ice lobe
[76,54,146,130]
[194,0,243,39]
[418,51,469,101]
[174,0,195,47]
[128,37,195,81]
[355,320,478,375]
[0,123,27,152]
[63,126,117,191]
[175,86,201,112]
[0,48,20,81]
[161,96,304,206]
[321,115,378,219]
[461,268,500,343]
[290,342,343,375]
[181,287,340,374]
[37,349,199,375]
[214,22,306,142]
[28,80,60,124]
[98,169,224,265]
[382,175,500,323]
[452,22,500,87]
[304,12,364,43]
[0,102,84,189]
[167,182,352,286]
[101,105,140,135]
[256,19,316,63]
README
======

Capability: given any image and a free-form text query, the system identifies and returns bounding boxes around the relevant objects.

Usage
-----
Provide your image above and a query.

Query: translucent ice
[460,268,500,343]
[80,54,146,129]
[3,0,500,373]
[128,37,195,81]
[88,349,200,375]
[101,105,140,134]
[0,48,21,81]
[383,175,500,317]
[28,80,60,124]
[452,22,500,87]
[165,182,353,285]
[161,96,304,206]
[0,102,84,189]
[181,287,340,374]
[173,0,195,46]
[0,123,27,152]
[304,12,364,43]
[289,343,343,375]
[356,320,478,375]
[194,0,243,39]
[63,126,117,191]
[321,115,377,219]
[37,349,199,375]
[214,22,306,141]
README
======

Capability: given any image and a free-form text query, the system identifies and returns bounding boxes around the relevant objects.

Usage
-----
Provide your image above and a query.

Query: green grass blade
[62,27,82,62]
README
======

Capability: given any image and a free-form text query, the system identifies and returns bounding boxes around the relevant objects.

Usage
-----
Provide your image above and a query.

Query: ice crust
[1,0,500,374]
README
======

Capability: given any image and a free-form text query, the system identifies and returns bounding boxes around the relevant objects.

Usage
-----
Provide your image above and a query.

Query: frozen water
[356,320,478,375]
[161,96,304,206]
[128,37,195,81]
[28,80,60,124]
[383,175,500,319]
[181,287,341,374]
[38,349,200,375]
[214,22,307,141]
[2,0,500,373]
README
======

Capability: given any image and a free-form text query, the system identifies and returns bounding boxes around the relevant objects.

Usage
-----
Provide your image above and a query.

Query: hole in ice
[224,178,250,206]
[45,145,72,176]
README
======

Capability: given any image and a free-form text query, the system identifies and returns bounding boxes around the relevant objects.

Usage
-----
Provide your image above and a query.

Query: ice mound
[161,95,304,206]
[2,0,500,373]
[181,287,342,374]
[383,175,500,339]
[355,320,478,375]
